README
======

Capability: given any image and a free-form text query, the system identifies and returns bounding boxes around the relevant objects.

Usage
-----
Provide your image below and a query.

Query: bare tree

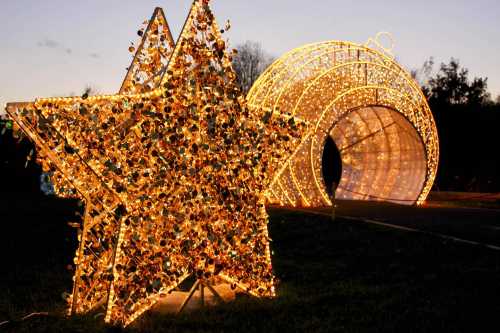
[232,41,274,94]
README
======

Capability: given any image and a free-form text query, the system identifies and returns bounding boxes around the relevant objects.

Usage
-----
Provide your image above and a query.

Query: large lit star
[7,0,308,327]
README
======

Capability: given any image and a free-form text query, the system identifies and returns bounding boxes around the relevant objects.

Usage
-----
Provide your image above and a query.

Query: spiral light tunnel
[248,41,439,206]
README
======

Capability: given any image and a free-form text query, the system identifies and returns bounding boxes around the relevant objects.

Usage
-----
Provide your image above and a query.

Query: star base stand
[149,279,237,315]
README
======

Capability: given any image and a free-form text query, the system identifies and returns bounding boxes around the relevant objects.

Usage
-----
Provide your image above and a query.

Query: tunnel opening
[328,106,427,205]
[321,136,342,196]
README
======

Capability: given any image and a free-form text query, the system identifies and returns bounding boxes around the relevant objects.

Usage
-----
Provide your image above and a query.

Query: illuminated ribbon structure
[249,41,439,206]
[6,0,307,326]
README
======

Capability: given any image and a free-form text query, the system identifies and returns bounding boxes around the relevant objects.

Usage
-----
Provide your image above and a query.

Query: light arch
[248,41,439,206]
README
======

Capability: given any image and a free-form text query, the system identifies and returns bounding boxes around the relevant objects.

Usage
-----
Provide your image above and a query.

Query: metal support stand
[176,279,226,314]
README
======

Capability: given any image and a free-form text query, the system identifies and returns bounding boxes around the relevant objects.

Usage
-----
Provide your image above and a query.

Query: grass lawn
[1,197,499,332]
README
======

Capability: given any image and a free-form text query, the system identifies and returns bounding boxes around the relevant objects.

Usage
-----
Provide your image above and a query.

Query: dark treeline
[414,58,500,192]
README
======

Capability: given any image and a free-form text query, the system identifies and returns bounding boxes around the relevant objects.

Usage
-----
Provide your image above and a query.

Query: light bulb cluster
[6,0,308,326]
[248,41,439,207]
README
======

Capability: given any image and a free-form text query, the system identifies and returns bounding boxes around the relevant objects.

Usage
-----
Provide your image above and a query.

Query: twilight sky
[1,0,499,112]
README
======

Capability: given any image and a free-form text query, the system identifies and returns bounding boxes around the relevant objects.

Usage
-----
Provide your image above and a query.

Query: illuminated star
[7,0,308,327]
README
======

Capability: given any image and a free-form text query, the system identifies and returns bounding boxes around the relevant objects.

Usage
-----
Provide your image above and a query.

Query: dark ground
[1,195,500,332]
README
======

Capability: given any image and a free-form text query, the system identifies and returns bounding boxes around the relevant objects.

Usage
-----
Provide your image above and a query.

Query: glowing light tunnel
[248,41,439,206]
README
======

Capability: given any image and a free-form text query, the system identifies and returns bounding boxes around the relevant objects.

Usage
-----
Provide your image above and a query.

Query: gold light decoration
[248,41,439,206]
[6,0,307,327]
[120,7,175,94]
